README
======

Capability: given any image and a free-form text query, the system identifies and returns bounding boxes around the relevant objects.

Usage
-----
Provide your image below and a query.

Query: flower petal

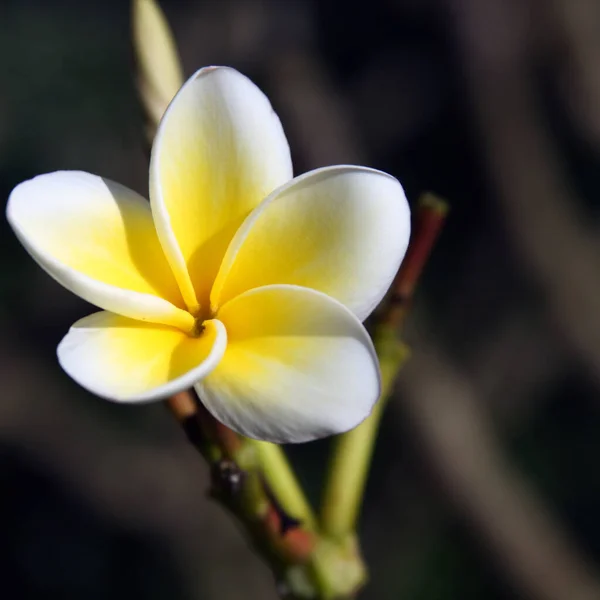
[57,311,227,402]
[196,284,381,443]
[211,166,410,321]
[7,171,193,331]
[150,66,293,313]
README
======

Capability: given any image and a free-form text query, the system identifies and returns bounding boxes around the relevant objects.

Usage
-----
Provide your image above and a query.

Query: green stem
[320,331,410,539]
[248,440,317,530]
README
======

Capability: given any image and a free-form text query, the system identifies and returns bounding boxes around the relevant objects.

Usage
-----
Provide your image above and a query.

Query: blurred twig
[398,340,600,600]
[547,0,600,148]
[424,0,600,597]
[268,50,365,168]
[447,0,600,389]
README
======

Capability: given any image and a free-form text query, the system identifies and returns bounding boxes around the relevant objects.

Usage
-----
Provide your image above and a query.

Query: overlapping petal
[211,166,410,320]
[196,285,381,443]
[58,312,226,402]
[150,66,293,313]
[7,171,193,330]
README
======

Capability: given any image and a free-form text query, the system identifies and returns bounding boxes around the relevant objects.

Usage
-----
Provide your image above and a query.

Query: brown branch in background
[268,50,365,168]
[468,308,567,425]
[426,0,600,598]
[546,0,600,149]
[397,342,600,600]
[446,0,600,389]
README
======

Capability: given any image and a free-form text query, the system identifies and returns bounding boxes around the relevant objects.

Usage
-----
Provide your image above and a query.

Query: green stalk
[248,440,317,530]
[319,332,409,539]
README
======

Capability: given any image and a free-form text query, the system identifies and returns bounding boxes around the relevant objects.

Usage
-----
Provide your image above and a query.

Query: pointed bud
[132,0,184,135]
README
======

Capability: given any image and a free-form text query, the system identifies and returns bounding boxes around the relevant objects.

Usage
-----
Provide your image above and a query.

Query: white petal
[7,171,193,331]
[58,312,227,402]
[211,165,410,321]
[196,284,381,443]
[150,66,293,313]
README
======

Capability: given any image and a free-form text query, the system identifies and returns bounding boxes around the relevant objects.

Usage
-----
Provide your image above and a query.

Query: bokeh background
[3,0,600,598]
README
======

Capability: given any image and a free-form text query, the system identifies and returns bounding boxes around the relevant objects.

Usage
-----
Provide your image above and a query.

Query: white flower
[7,67,410,443]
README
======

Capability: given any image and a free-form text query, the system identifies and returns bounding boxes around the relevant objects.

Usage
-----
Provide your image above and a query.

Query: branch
[548,0,600,149]
[167,390,374,599]
[166,390,317,569]
[379,193,449,330]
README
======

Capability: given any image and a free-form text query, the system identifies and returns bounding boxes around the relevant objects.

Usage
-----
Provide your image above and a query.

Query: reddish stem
[385,193,449,329]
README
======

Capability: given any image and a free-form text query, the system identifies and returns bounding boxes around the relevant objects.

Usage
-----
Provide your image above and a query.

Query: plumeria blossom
[7,67,410,443]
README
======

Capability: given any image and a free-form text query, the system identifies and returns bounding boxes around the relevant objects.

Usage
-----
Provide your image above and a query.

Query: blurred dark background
[3,0,600,598]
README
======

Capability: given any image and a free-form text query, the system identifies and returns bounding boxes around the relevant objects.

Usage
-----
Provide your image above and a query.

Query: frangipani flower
[7,67,410,443]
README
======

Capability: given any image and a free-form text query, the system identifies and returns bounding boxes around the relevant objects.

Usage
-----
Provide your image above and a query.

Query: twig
[380,193,449,330]
[446,0,600,388]
[397,341,600,600]
[166,391,374,599]
[548,0,600,149]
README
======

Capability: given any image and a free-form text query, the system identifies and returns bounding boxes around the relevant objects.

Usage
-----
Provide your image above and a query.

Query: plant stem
[382,192,449,329]
[319,332,409,539]
[249,440,318,530]
[166,390,318,565]
[320,193,449,539]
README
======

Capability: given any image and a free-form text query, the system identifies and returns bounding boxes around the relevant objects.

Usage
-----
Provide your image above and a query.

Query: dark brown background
[2,0,600,598]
